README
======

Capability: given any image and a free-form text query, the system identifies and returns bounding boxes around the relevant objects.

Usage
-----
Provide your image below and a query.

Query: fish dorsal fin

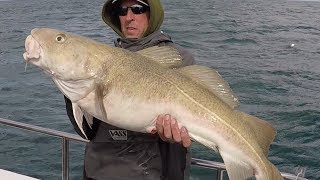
[137,46,183,68]
[179,65,239,109]
[239,112,277,156]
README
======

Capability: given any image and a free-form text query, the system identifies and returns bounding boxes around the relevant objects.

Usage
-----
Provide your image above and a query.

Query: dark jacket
[64,31,194,180]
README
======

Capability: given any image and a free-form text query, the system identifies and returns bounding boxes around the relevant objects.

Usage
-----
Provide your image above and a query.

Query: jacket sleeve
[64,96,100,140]
[175,44,195,67]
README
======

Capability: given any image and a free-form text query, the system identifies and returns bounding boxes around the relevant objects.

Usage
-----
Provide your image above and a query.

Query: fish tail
[256,161,283,180]
[267,162,284,180]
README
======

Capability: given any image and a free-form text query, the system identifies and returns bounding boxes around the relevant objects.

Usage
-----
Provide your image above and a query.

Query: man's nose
[125,8,135,20]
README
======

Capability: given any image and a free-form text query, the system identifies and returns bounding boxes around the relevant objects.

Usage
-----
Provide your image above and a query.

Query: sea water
[0,0,319,179]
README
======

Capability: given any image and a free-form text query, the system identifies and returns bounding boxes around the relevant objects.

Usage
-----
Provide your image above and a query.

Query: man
[65,0,195,179]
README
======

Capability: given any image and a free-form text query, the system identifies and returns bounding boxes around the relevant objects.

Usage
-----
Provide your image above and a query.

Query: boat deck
[0,168,39,180]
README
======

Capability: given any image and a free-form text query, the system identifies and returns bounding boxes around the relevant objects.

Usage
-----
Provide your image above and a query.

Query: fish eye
[55,34,66,43]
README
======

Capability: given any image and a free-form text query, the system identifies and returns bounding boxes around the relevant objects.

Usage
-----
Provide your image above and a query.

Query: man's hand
[155,114,192,148]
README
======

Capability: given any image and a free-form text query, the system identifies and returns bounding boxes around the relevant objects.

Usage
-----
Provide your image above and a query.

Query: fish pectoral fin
[179,65,239,109]
[72,103,89,139]
[136,46,183,68]
[239,112,277,156]
[220,151,254,180]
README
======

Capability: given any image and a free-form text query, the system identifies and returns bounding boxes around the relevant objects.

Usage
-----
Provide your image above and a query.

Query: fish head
[23,28,99,81]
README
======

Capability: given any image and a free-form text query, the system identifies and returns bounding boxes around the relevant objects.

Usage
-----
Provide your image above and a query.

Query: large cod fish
[23,28,283,180]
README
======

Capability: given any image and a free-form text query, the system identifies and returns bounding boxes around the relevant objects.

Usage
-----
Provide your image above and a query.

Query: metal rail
[0,117,307,180]
[0,118,88,180]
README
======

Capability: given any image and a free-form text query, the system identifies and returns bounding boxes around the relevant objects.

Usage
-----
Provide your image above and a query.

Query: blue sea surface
[0,0,319,179]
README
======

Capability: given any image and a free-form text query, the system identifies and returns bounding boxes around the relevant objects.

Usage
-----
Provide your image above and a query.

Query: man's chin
[124,31,143,39]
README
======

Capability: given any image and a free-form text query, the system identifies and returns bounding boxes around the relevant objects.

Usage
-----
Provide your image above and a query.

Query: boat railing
[0,117,307,180]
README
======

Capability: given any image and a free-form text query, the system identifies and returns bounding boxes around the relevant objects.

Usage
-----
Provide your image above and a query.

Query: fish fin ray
[72,103,88,139]
[239,112,277,156]
[220,151,254,180]
[137,46,183,68]
[179,65,239,109]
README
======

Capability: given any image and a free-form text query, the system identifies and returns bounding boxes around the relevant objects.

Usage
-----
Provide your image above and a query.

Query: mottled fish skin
[23,28,283,180]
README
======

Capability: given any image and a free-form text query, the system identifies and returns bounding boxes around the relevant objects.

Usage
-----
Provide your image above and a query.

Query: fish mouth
[23,29,42,64]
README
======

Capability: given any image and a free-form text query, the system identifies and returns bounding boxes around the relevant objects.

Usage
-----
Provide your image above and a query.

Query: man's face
[119,0,149,39]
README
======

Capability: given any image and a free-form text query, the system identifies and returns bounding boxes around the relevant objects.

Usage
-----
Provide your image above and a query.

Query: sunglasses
[117,4,149,16]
